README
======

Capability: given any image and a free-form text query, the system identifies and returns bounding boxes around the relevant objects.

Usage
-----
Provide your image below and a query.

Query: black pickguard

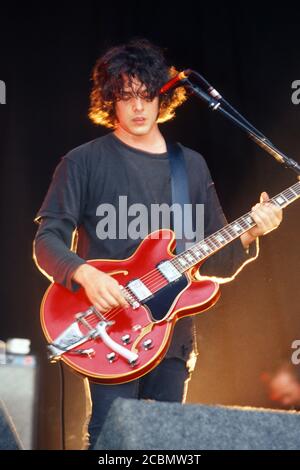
[143,275,188,321]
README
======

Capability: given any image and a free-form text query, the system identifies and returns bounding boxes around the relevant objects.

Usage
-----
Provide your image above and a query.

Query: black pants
[88,357,190,449]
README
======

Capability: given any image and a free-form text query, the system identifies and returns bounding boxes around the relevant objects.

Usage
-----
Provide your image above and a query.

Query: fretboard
[171,181,300,273]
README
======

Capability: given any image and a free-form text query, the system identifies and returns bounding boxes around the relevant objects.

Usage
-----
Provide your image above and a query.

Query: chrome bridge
[48,306,139,365]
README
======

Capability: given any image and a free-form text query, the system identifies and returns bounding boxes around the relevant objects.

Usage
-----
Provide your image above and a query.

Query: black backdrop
[0,4,299,448]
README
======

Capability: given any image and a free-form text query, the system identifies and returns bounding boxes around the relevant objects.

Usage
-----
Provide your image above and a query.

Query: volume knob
[121,334,131,345]
[143,339,153,350]
[106,352,117,363]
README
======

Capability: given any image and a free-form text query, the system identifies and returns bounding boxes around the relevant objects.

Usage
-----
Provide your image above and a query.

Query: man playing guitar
[33,38,283,448]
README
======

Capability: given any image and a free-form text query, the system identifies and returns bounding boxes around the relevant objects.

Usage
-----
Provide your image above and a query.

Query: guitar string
[82,186,300,328]
[94,184,299,293]
[135,183,299,287]
[77,185,300,330]
[108,183,299,289]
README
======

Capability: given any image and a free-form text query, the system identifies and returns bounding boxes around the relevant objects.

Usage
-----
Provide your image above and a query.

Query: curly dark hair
[89,38,187,128]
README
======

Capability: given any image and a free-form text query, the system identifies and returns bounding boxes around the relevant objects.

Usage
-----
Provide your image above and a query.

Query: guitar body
[41,229,220,384]
[40,181,300,384]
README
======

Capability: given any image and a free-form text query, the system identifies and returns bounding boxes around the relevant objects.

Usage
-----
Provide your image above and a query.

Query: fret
[239,221,250,231]
[190,246,202,259]
[198,242,212,255]
[272,199,283,208]
[220,227,235,242]
[282,186,293,194]
[197,244,211,257]
[244,214,255,227]
[236,218,249,230]
[273,194,287,206]
[231,222,243,234]
[287,188,298,198]
[240,217,251,229]
[282,188,293,199]
[179,253,195,269]
[209,235,223,249]
[171,258,185,273]
[225,224,238,239]
[219,228,232,242]
[293,183,300,195]
[185,251,196,263]
[289,186,299,196]
[177,256,188,267]
[214,233,227,244]
[171,256,183,267]
[225,223,241,238]
[206,237,219,250]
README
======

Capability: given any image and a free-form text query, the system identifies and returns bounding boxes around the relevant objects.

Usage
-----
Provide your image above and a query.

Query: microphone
[159,69,192,94]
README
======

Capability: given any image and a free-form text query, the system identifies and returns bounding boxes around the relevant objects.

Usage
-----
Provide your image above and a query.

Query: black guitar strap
[167,142,195,254]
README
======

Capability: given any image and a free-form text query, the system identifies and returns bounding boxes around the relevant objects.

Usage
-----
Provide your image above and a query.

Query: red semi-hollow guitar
[40,182,300,384]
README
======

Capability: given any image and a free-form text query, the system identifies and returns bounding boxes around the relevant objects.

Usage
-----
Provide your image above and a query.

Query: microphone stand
[184,76,300,176]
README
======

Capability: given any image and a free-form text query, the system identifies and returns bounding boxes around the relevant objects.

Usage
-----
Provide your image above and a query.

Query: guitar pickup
[127,279,153,302]
[157,260,182,282]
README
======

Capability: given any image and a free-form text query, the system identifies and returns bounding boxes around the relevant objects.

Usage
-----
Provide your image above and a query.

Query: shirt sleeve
[33,155,87,290]
[34,155,87,225]
[33,216,86,291]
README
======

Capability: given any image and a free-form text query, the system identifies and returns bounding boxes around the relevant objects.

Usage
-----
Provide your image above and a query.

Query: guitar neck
[172,181,300,273]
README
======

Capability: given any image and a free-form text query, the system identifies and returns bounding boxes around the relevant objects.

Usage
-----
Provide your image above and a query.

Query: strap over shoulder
[167,142,194,254]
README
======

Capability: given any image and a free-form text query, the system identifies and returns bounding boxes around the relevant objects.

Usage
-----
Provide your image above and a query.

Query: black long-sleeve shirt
[34,132,257,361]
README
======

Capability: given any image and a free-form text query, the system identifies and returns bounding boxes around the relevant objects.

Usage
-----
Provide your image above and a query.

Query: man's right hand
[72,264,128,313]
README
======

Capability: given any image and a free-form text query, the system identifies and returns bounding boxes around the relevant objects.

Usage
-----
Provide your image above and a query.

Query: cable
[58,361,66,450]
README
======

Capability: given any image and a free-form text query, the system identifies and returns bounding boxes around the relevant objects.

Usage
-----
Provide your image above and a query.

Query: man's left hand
[240,192,283,249]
